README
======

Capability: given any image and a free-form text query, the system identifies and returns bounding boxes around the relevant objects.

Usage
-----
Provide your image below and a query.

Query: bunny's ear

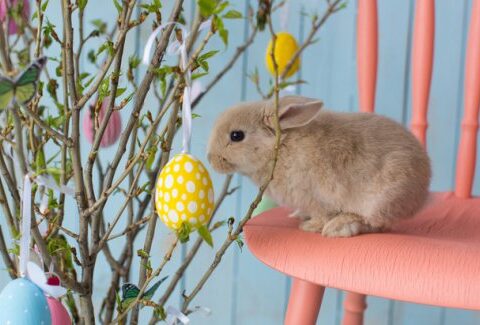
[264,100,323,130]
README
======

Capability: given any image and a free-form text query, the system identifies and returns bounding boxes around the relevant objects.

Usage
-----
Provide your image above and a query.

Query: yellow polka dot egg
[155,153,214,230]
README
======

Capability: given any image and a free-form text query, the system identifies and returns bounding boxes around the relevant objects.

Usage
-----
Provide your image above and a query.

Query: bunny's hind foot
[321,212,383,238]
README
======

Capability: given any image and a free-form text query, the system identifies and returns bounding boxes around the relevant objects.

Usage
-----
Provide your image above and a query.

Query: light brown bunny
[207,96,431,237]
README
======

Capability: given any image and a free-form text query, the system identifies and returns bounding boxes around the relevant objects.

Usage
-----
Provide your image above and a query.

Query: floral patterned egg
[155,153,214,230]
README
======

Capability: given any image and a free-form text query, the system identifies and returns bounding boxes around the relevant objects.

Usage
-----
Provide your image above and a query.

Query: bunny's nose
[207,152,213,163]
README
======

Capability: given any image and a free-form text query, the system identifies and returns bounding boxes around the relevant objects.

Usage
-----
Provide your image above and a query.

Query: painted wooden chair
[244,0,480,324]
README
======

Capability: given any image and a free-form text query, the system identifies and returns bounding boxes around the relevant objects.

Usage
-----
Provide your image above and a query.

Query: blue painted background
[1,0,480,324]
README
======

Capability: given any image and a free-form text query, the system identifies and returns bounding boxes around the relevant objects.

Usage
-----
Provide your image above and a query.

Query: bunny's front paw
[322,213,373,237]
[299,216,329,233]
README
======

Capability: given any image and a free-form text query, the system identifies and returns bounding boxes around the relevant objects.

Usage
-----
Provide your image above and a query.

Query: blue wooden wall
[1,0,480,324]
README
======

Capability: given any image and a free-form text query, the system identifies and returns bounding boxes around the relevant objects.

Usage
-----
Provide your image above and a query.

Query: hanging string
[143,20,211,154]
[19,175,32,277]
[280,0,290,31]
[18,172,75,276]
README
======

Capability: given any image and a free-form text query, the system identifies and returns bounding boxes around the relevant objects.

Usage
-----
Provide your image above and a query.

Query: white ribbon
[165,305,212,325]
[280,0,290,31]
[33,173,75,197]
[19,175,31,277]
[143,20,211,154]
[18,172,75,276]
[166,305,190,325]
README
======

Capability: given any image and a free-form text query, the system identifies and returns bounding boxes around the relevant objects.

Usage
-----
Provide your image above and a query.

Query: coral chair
[244,0,480,324]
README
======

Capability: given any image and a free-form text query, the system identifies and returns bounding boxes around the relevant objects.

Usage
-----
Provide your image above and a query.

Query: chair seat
[244,192,480,310]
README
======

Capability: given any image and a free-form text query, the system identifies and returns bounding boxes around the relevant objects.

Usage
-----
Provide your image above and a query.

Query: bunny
[207,96,431,237]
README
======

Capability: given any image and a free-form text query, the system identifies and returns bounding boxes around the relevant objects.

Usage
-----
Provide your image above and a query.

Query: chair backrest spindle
[357,0,378,113]
[455,0,480,198]
[411,0,435,147]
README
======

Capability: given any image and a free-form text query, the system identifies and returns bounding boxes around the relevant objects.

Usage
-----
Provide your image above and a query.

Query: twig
[181,8,284,314]
[111,237,179,323]
[152,175,234,320]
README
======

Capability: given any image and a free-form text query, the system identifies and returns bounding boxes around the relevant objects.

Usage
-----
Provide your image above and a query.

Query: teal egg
[253,195,277,216]
[0,278,52,324]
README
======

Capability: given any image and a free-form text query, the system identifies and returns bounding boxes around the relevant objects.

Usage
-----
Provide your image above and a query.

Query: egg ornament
[155,154,214,230]
[47,296,71,325]
[82,98,122,148]
[44,272,70,325]
[0,278,52,325]
[265,32,300,78]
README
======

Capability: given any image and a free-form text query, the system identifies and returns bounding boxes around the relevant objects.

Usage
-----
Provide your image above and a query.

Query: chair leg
[342,292,367,325]
[284,278,325,325]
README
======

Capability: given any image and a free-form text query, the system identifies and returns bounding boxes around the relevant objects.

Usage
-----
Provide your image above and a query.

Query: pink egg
[47,296,71,325]
[0,0,30,35]
[82,99,122,148]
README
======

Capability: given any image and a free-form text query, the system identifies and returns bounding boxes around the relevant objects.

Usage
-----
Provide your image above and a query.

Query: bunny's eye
[230,130,245,142]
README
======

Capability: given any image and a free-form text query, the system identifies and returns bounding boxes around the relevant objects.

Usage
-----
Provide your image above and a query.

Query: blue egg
[0,278,51,324]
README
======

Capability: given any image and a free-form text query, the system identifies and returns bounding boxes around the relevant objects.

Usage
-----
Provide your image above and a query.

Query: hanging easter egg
[265,32,300,78]
[83,99,122,148]
[47,296,71,325]
[155,154,214,230]
[0,278,52,324]
[0,0,30,35]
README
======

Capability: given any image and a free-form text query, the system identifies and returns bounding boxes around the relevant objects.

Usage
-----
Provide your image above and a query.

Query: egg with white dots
[155,153,214,229]
[0,278,52,324]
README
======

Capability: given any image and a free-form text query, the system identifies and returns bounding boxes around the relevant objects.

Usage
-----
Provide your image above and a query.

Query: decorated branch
[0,0,344,324]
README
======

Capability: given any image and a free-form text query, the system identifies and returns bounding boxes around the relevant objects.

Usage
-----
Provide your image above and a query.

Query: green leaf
[146,145,158,170]
[140,0,162,12]
[219,28,229,46]
[112,0,122,13]
[91,19,107,34]
[338,1,348,11]
[214,1,229,14]
[197,225,213,247]
[99,78,110,99]
[97,41,114,57]
[223,10,242,19]
[198,59,209,72]
[129,55,141,69]
[197,0,217,17]
[115,87,127,97]
[35,150,46,173]
[198,50,219,61]
[137,249,150,258]
[176,223,192,243]
[78,0,88,10]
[235,235,244,251]
[154,306,167,320]
[192,72,208,80]
[42,0,50,11]
[87,50,96,63]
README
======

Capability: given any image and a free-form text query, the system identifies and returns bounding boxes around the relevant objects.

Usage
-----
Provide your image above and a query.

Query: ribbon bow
[143,20,211,154]
[165,305,211,325]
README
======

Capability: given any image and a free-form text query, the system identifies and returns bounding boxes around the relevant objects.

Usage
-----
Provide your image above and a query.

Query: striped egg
[155,154,214,230]
[82,99,122,148]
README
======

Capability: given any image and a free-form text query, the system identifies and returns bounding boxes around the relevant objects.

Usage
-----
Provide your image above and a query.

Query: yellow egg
[155,153,214,230]
[265,32,300,78]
